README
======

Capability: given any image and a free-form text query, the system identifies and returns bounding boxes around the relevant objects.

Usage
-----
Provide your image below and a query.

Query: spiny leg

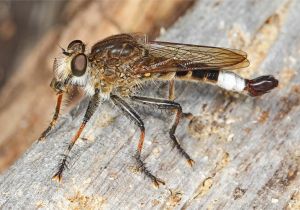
[52,89,100,182]
[130,96,194,166]
[110,95,165,187]
[175,69,278,96]
[38,92,63,141]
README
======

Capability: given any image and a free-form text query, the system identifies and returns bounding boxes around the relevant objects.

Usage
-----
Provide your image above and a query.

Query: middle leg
[110,95,165,187]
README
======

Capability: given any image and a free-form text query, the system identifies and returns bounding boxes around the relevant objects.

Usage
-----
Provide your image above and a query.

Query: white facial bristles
[70,72,88,86]
[53,57,68,79]
[217,71,246,92]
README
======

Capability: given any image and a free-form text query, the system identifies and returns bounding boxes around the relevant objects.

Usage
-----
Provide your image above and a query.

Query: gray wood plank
[1,0,300,209]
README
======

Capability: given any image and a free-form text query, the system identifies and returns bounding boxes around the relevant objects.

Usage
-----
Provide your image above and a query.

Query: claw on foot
[183,112,194,120]
[38,136,45,141]
[38,126,52,142]
[135,153,165,188]
[52,172,63,183]
[152,177,165,188]
[187,158,195,167]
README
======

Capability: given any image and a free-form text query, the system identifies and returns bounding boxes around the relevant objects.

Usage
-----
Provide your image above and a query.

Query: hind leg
[131,96,194,166]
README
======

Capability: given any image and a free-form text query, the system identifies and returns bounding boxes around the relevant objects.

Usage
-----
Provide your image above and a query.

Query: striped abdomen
[174,69,278,96]
[176,69,219,83]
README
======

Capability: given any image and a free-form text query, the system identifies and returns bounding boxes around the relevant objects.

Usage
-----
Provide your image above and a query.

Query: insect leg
[130,96,194,166]
[110,95,165,187]
[167,78,194,119]
[52,89,100,182]
[38,92,63,141]
[168,79,175,100]
[175,69,278,96]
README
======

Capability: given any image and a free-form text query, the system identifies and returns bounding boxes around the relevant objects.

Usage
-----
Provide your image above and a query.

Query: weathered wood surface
[1,0,300,209]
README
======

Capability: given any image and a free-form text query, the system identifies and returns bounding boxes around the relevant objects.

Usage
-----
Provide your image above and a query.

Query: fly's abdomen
[175,69,245,92]
[175,69,278,96]
[175,69,219,83]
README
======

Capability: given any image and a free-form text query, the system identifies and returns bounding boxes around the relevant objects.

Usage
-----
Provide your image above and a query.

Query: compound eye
[71,53,87,76]
[67,40,85,53]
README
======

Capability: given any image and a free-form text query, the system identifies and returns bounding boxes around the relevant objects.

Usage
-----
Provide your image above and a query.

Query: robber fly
[38,33,278,187]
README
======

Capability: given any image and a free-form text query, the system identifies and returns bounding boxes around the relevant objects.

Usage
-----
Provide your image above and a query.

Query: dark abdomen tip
[246,75,278,96]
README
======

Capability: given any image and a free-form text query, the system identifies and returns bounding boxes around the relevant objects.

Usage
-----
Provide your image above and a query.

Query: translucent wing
[130,33,250,74]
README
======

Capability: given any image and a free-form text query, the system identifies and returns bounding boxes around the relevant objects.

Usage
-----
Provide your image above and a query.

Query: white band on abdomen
[217,71,246,92]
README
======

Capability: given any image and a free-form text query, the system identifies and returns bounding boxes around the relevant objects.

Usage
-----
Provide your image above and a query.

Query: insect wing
[135,40,250,74]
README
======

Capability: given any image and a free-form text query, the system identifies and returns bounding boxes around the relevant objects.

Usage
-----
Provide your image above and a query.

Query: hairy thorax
[87,35,148,97]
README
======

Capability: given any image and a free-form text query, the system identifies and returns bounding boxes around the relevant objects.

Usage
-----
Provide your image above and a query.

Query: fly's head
[51,40,95,95]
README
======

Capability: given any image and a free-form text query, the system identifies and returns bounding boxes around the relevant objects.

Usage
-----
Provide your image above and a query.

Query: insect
[38,33,278,187]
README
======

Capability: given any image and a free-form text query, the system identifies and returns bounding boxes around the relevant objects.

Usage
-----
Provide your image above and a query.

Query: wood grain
[1,0,300,209]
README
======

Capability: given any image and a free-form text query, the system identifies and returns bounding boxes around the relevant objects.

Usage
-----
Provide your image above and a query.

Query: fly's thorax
[98,69,140,97]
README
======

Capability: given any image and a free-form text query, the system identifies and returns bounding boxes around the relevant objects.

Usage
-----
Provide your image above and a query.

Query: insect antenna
[58,44,71,56]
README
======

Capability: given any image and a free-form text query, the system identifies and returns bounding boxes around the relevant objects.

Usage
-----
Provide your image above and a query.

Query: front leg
[52,89,100,182]
[38,92,63,141]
